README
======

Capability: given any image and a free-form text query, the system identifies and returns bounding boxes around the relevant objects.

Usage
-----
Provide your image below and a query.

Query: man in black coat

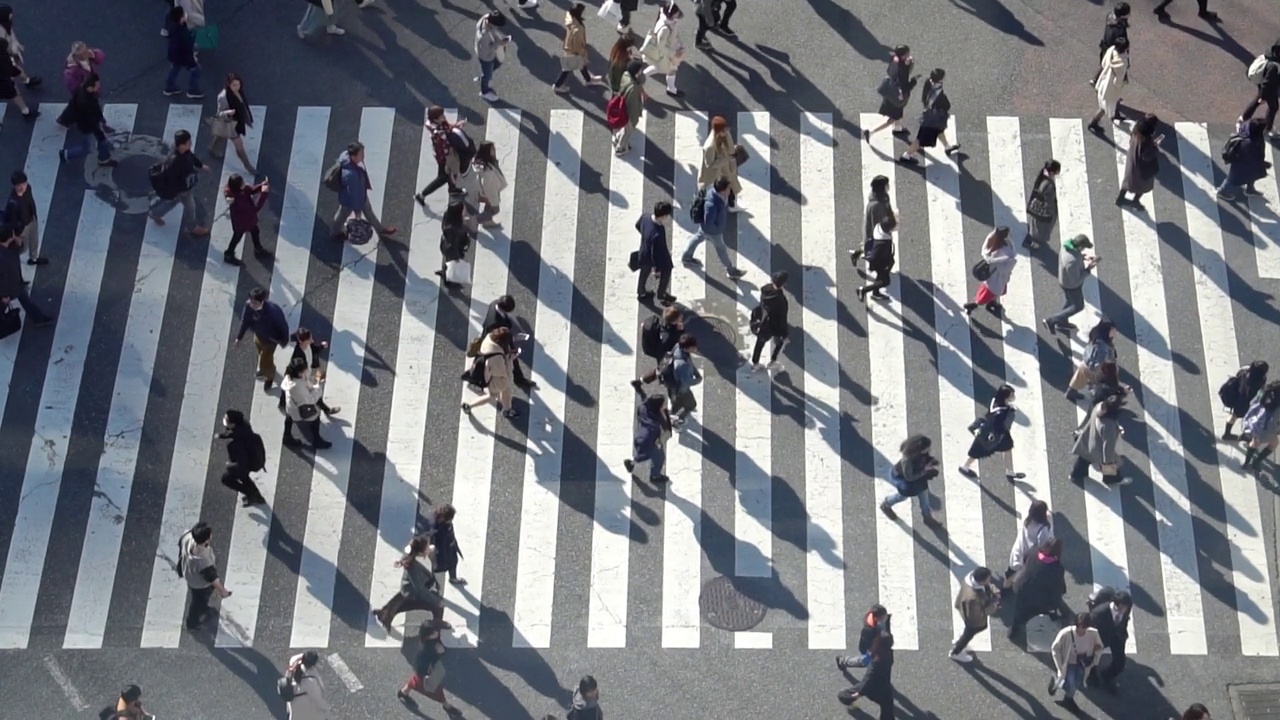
[481,294,537,390]
[1088,589,1133,694]
[1092,3,1130,86]
[636,202,675,306]
[216,409,266,507]
[0,225,53,327]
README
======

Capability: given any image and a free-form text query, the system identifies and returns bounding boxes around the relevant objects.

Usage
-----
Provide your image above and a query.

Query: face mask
[222,416,231,428]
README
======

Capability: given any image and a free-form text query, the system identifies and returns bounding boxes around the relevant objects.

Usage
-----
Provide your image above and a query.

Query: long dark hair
[1133,113,1159,140]
[1096,361,1120,389]
[992,384,1014,407]
[900,434,931,459]
[224,173,246,199]
[397,534,431,568]
[1246,360,1270,385]
[224,72,243,93]
[475,140,498,169]
[1036,159,1061,187]
[1025,500,1050,529]
[1087,318,1116,345]
[608,36,635,66]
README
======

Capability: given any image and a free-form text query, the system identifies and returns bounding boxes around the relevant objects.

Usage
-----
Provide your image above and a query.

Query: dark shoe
[658,293,677,305]
[58,149,67,164]
[630,379,644,395]
[22,109,39,122]
[986,302,1003,317]
[891,127,910,137]
[650,474,670,483]
[718,24,736,37]
[414,192,426,206]
[24,76,42,89]
[515,379,539,391]
[878,501,898,520]
[637,291,654,302]
[373,609,391,632]
[283,436,302,448]
[313,439,333,450]
[726,267,746,279]
[26,257,48,266]
[1041,318,1058,334]
[862,129,870,143]
[666,89,685,98]
[241,494,266,507]
[1198,10,1219,21]
[681,255,701,265]
[1223,431,1240,441]
[856,287,867,303]
[1060,322,1078,331]
[264,378,274,392]
[871,291,889,301]
[253,246,272,258]
[1065,389,1082,402]
[957,466,978,479]
[1088,122,1104,135]
[32,316,55,327]
[98,159,119,168]
[696,40,712,50]
[962,302,978,315]
[396,689,414,704]
[1061,697,1080,712]
[163,88,182,96]
[897,154,919,165]
[623,459,636,474]
[223,252,242,266]
[1006,472,1027,481]
[922,514,944,529]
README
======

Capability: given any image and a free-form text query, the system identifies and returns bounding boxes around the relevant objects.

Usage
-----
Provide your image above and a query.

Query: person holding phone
[1042,234,1097,335]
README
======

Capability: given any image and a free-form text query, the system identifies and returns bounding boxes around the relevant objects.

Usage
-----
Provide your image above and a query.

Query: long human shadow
[800,0,892,61]
[1155,12,1254,65]
[945,0,1044,46]
[959,659,1057,719]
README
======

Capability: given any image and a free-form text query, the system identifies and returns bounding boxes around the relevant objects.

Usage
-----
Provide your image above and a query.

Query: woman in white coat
[640,1,686,97]
[1088,36,1129,135]
[282,357,332,449]
[964,226,1017,317]
[1050,613,1104,712]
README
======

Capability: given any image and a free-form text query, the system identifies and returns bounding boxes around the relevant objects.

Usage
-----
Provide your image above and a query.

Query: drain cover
[700,575,767,631]
[683,314,740,366]
[1231,682,1280,719]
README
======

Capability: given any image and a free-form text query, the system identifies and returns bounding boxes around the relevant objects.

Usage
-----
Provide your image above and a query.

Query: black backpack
[175,530,191,578]
[1222,134,1244,164]
[245,431,267,472]
[149,158,177,200]
[465,352,501,388]
[658,353,678,386]
[689,187,708,224]
[1219,369,1248,408]
[640,315,665,358]
[748,304,764,335]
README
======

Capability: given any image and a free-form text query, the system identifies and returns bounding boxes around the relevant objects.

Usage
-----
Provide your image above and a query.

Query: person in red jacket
[223,173,270,265]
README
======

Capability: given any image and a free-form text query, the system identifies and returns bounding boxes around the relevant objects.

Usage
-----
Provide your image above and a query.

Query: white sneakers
[516,0,539,7]
[480,91,500,102]
[949,649,973,663]
[326,25,346,35]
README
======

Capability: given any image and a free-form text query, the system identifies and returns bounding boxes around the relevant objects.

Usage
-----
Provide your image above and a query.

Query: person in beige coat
[282,357,332,449]
[459,141,507,228]
[553,4,604,93]
[1050,613,1104,712]
[1089,37,1129,135]
[640,1,685,97]
[948,566,1001,663]
[698,115,742,210]
[461,326,519,419]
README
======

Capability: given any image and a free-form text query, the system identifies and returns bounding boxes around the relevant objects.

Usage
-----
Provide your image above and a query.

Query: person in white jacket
[640,1,686,97]
[964,226,1018,317]
[282,357,332,449]
[1089,37,1129,135]
[1005,500,1053,588]
[178,0,206,28]
[1050,613,1104,712]
[285,651,331,720]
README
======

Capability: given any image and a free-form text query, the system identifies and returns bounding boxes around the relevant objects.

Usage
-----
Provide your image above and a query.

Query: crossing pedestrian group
[0,0,1262,718]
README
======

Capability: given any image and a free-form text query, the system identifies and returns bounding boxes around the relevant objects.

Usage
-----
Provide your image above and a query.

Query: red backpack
[605,93,630,130]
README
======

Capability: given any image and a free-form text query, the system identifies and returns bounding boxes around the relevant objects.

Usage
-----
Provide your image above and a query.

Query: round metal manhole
[699,575,767,632]
[84,132,171,215]
[683,314,740,366]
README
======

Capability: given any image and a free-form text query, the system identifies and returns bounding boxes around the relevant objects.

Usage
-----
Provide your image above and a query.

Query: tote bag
[445,260,473,285]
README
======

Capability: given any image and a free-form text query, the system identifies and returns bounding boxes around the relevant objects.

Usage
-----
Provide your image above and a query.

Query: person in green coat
[612,60,646,157]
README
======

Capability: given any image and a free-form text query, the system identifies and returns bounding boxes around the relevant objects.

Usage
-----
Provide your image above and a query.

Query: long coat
[1071,402,1121,468]
[698,132,741,194]
[1226,132,1269,187]
[1096,47,1128,117]
[1122,132,1159,195]
[640,13,683,74]
[1026,175,1057,243]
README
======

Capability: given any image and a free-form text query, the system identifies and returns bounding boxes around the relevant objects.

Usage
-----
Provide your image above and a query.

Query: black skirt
[916,125,941,148]
[967,433,1013,460]
[0,80,16,101]
[877,98,905,121]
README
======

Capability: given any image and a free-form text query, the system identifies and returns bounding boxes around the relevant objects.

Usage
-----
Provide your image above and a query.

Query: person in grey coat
[1116,113,1163,209]
[1069,393,1130,487]
[1217,117,1269,200]
[1023,159,1060,250]
[285,651,330,720]
[1042,234,1096,334]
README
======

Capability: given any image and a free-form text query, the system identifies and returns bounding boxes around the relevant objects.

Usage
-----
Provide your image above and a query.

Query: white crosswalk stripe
[0,104,1276,661]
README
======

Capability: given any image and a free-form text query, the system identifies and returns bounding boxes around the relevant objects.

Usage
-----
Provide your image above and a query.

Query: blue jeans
[683,229,733,268]
[882,471,933,517]
[1061,663,1086,699]
[65,130,111,163]
[479,59,500,94]
[165,63,202,95]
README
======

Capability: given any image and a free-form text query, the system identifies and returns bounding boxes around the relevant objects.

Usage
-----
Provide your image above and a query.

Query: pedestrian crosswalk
[0,102,1277,660]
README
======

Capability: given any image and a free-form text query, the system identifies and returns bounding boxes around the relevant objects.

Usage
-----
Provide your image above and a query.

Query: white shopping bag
[445,260,473,285]
[598,0,622,21]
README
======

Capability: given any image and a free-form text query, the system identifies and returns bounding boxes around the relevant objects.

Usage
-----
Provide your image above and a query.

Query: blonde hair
[66,41,87,66]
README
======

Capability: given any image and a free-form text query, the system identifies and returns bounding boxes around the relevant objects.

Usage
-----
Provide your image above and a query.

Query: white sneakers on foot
[480,90,500,102]
[326,24,346,35]
[949,649,973,663]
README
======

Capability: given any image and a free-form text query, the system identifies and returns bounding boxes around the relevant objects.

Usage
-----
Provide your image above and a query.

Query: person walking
[606,36,639,94]
[948,566,1001,662]
[636,201,676,305]
[479,294,537,390]
[1153,0,1217,22]
[397,621,463,716]
[333,141,396,240]
[663,333,702,428]
[864,45,918,140]
[475,11,511,103]
[56,72,116,168]
[436,190,474,291]
[281,327,339,417]
[1089,37,1129,135]
[426,504,465,586]
[163,6,203,99]
[178,521,230,631]
[234,286,290,391]
[461,326,520,419]
[414,106,467,204]
[837,634,896,720]
[1241,41,1280,138]
[698,115,743,210]
[1088,589,1133,694]
[611,60,646,155]
[836,604,891,670]
[0,224,53,326]
[632,305,684,391]
[222,174,269,265]
[1217,118,1268,200]
[208,73,256,173]
[216,409,267,507]
[957,384,1025,483]
[749,270,790,373]
[1070,393,1131,487]
[682,179,743,277]
[111,684,154,720]
[568,676,603,720]
[1116,113,1163,209]
[1005,500,1054,592]
[6,171,44,266]
[1180,704,1212,720]
[374,534,450,632]
[964,226,1017,317]
[1091,3,1130,87]
[692,0,716,50]
[898,68,960,165]
[0,38,35,121]
[62,42,104,97]
[1219,360,1269,441]
[554,4,604,93]
[856,214,897,303]
[1042,234,1096,334]
[878,434,943,528]
[852,174,894,267]
[1071,361,1131,437]
[282,357,332,449]
[297,0,345,39]
[1241,380,1280,472]
[0,5,39,89]
[459,141,506,228]
[284,651,330,720]
[1023,160,1060,250]
[1049,613,1105,712]
[1066,318,1119,402]
[624,393,673,484]
[149,129,211,235]
[1007,538,1068,639]
[640,1,686,98]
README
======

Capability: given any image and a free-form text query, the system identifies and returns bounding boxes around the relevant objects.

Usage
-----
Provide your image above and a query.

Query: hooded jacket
[953,571,1000,629]
[1099,11,1129,52]
[757,282,789,337]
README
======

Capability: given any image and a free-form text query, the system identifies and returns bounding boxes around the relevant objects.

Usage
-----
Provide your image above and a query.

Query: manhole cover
[1023,614,1061,654]
[85,131,171,215]
[683,314,740,365]
[699,575,766,631]
[1231,682,1280,719]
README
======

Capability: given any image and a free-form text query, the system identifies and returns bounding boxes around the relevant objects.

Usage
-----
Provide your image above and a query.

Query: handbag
[208,115,237,139]
[971,258,992,281]
[1027,191,1052,220]
[193,25,220,50]
[628,250,641,272]
[733,143,749,166]
[345,216,374,245]
[445,259,473,285]
[0,300,20,340]
[298,403,319,421]
[598,0,623,22]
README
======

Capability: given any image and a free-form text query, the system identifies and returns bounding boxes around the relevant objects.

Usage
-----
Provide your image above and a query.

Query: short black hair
[249,287,269,303]
[224,409,246,426]
[11,170,27,186]
[174,129,192,148]
[1112,589,1133,608]
[1114,2,1130,17]
[677,332,697,350]
[347,141,365,157]
[770,270,789,287]
[497,294,516,312]
[578,675,598,695]
[120,685,142,704]
[971,566,992,583]
[190,521,212,544]
[301,651,320,667]
[653,201,674,218]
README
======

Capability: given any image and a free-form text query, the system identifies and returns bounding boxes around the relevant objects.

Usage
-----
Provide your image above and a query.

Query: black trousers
[751,331,786,365]
[1242,92,1279,133]
[418,161,457,198]
[227,226,262,255]
[951,623,986,655]
[1100,641,1127,680]
[186,585,213,628]
[637,265,671,298]
[284,416,324,444]
[220,467,263,500]
[862,268,891,296]
[553,67,594,87]
[1071,455,1122,484]
[719,0,738,26]
[695,14,712,44]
